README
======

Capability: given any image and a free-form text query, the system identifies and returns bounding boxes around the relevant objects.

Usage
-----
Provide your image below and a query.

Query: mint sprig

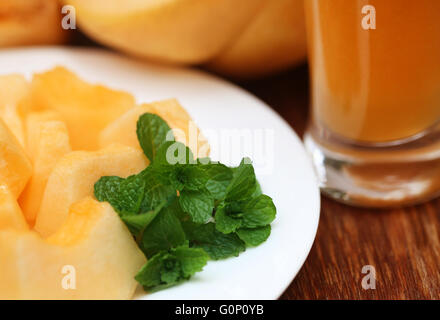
[135,243,209,292]
[94,113,277,292]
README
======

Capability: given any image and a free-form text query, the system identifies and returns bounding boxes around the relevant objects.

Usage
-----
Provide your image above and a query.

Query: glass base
[304,125,440,208]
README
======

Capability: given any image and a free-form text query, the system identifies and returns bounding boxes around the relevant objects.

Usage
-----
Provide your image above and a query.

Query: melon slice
[34,144,148,237]
[22,110,62,157]
[19,111,72,224]
[0,184,28,231]
[100,99,210,158]
[0,119,32,198]
[20,67,136,151]
[0,74,30,146]
[0,197,146,300]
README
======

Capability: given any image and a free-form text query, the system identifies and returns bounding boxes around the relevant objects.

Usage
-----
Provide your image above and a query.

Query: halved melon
[100,99,210,158]
[0,119,32,198]
[0,197,146,299]
[0,184,28,231]
[64,0,265,64]
[19,67,136,150]
[19,111,72,224]
[34,144,148,237]
[0,0,67,48]
[0,74,30,146]
[208,0,307,77]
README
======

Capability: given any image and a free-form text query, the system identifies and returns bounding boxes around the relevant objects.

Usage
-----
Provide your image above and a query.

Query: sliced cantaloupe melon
[19,67,136,151]
[0,74,30,146]
[99,99,210,158]
[34,144,148,237]
[0,197,146,300]
[19,111,72,225]
[0,119,32,198]
[22,110,62,157]
[0,184,28,231]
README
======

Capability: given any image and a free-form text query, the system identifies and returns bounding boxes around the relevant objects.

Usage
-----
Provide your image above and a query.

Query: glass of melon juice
[303,0,440,207]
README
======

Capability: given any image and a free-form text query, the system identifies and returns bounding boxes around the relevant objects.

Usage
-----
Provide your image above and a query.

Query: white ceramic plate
[0,48,320,300]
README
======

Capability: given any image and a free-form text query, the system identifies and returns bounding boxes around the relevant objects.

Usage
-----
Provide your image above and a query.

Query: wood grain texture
[238,65,440,300]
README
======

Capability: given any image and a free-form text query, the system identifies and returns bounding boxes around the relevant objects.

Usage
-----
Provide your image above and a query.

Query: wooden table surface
[238,65,440,300]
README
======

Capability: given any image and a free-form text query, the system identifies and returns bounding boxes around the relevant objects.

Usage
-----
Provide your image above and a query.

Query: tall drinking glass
[304,0,440,206]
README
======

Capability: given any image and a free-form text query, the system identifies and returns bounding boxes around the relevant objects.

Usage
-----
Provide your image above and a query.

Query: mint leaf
[215,205,242,234]
[94,175,145,215]
[179,189,214,224]
[121,210,159,236]
[225,158,256,202]
[141,205,186,258]
[139,167,176,212]
[118,173,147,214]
[183,222,246,260]
[252,180,263,198]
[135,251,165,288]
[94,176,124,209]
[94,167,176,218]
[241,194,276,228]
[202,163,233,200]
[237,225,271,247]
[120,196,168,243]
[179,165,209,191]
[160,257,181,284]
[137,113,174,161]
[165,164,208,192]
[135,243,208,292]
[172,245,209,278]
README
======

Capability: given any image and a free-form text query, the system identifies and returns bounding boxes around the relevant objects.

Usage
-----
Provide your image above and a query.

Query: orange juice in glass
[304,0,440,206]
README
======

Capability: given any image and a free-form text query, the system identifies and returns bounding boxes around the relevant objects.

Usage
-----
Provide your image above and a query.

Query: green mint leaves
[136,113,173,161]
[179,189,214,223]
[94,113,277,292]
[226,158,257,202]
[135,243,209,292]
[182,222,246,260]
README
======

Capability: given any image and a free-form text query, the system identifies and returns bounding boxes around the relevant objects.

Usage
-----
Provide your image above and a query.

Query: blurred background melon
[0,0,67,47]
[0,0,307,78]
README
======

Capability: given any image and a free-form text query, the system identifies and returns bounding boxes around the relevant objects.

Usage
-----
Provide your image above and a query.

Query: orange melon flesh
[0,198,146,299]
[22,110,63,158]
[0,119,32,198]
[100,99,210,158]
[19,111,72,224]
[19,67,136,151]
[0,74,29,146]
[0,184,28,231]
[34,144,148,237]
